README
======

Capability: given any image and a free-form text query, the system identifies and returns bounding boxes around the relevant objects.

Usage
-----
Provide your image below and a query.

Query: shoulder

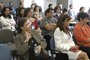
[85,24,89,28]
[54,27,61,33]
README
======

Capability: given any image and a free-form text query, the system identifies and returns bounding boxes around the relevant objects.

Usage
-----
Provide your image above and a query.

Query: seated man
[40,8,57,50]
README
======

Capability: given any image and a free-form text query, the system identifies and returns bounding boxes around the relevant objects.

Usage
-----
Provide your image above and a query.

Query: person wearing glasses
[74,12,90,58]
[54,13,89,60]
[40,8,57,51]
[24,8,42,35]
[0,7,16,36]
[15,18,55,60]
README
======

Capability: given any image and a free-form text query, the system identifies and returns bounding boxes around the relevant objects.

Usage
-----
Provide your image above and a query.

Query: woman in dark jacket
[14,18,54,60]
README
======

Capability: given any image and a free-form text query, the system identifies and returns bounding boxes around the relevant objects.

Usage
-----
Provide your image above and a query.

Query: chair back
[0,23,2,29]
[0,29,13,43]
[0,44,11,60]
[72,35,77,44]
[50,38,55,53]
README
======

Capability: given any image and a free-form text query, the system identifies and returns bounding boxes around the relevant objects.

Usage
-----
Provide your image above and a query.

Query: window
[24,0,32,8]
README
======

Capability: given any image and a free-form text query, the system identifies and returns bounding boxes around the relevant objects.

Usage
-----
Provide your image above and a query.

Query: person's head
[39,6,42,12]
[20,2,24,7]
[18,18,31,34]
[19,7,24,17]
[9,6,13,14]
[31,4,35,9]
[79,7,85,12]
[1,2,4,6]
[1,7,9,18]
[58,3,62,9]
[9,2,13,6]
[48,4,53,8]
[69,4,73,9]
[0,2,2,7]
[45,8,54,18]
[34,6,39,12]
[63,8,68,13]
[24,8,32,17]
[78,12,89,25]
[54,6,60,13]
[57,13,71,33]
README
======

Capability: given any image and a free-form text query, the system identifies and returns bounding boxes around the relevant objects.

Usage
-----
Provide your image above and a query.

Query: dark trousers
[43,35,51,50]
[30,52,54,60]
[79,46,90,58]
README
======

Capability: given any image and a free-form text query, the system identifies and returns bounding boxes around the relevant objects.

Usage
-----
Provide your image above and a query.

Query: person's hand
[25,31,31,41]
[36,45,41,53]
[70,46,78,50]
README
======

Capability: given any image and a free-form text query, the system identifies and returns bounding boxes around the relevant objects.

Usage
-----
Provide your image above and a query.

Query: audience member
[31,4,35,11]
[54,13,89,60]
[8,2,16,15]
[24,8,42,35]
[73,12,90,58]
[14,18,55,60]
[0,7,16,36]
[40,8,57,50]
[68,4,76,21]
[0,2,3,15]
[1,2,5,7]
[58,3,63,14]
[48,4,53,9]
[17,7,24,22]
[16,2,24,17]
[53,6,60,20]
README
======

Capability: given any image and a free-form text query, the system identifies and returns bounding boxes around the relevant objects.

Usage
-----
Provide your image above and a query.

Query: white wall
[57,0,68,9]
[44,0,57,11]
[23,0,57,12]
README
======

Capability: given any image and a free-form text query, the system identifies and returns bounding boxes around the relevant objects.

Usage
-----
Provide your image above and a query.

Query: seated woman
[14,18,54,60]
[53,6,60,20]
[0,7,16,36]
[24,8,42,35]
[54,13,89,60]
[73,12,90,58]
[33,6,42,25]
[17,7,24,22]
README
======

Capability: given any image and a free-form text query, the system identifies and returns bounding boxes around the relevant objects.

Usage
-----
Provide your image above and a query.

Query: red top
[31,20,39,29]
[73,23,90,47]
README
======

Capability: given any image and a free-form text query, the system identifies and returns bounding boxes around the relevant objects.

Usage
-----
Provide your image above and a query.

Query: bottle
[34,44,39,56]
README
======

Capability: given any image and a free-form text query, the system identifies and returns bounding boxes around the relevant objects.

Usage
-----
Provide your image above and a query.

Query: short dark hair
[1,2,4,4]
[1,7,11,18]
[45,8,53,16]
[18,18,27,34]
[69,4,73,7]
[48,4,53,8]
[31,4,34,8]
[20,2,23,6]
[78,12,89,21]
[58,3,62,6]
[63,8,68,13]
[54,6,59,13]
[9,6,13,10]
[34,6,39,12]
[9,1,12,5]
[24,8,32,17]
[79,7,84,11]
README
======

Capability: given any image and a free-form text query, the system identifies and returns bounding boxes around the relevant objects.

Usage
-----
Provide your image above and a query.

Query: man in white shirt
[68,4,76,21]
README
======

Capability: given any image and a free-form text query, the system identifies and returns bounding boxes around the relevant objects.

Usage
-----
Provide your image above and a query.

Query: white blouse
[54,27,75,52]
[0,15,16,31]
